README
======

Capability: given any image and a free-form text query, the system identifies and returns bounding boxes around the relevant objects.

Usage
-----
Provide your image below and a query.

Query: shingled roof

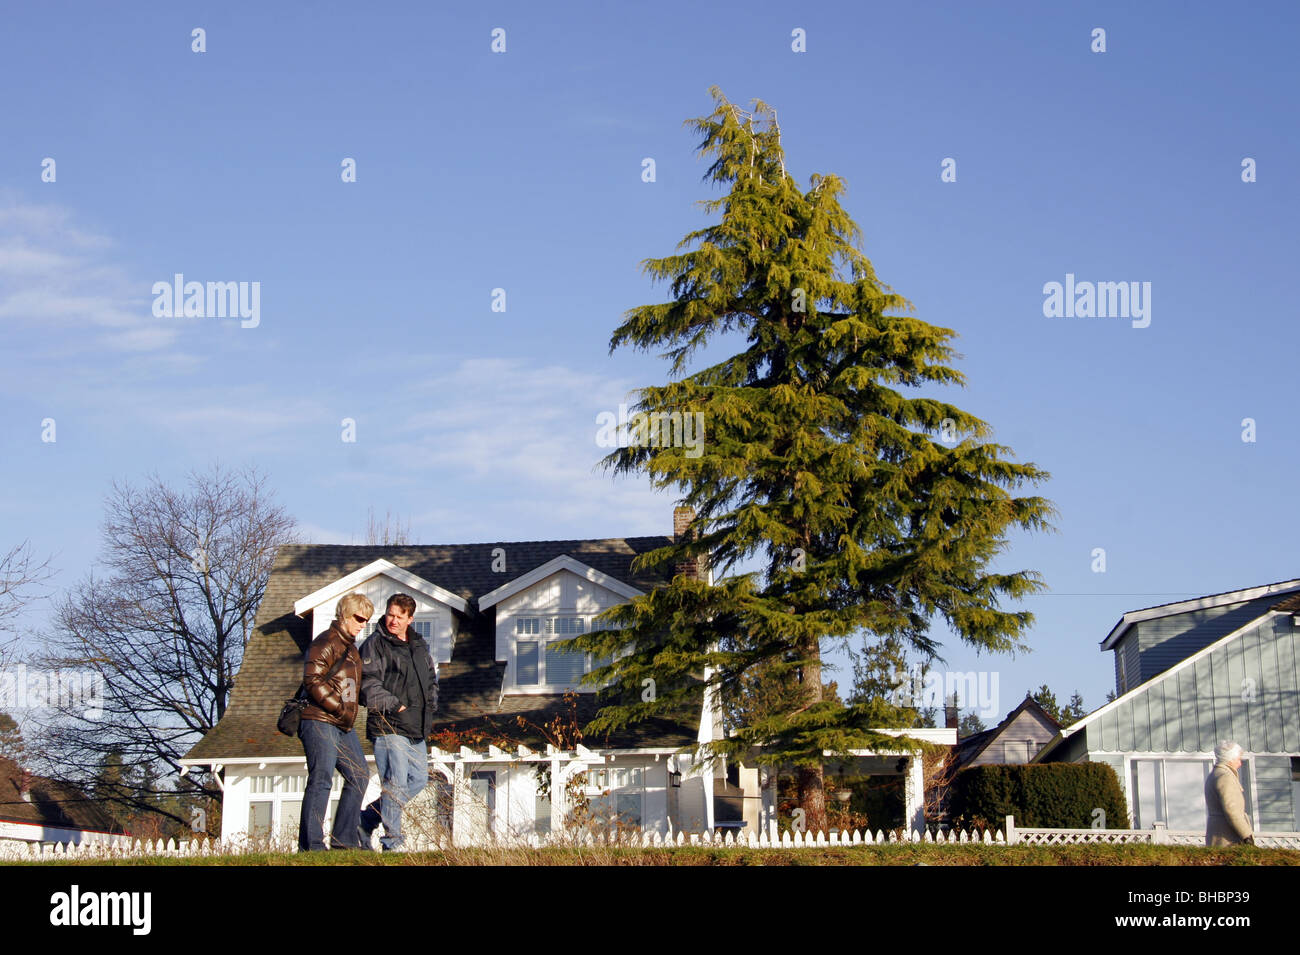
[184,536,700,762]
[947,696,1062,771]
[0,757,123,835]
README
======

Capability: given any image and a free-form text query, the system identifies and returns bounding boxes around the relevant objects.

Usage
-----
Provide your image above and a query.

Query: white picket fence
[0,827,996,860]
[4,815,1297,860]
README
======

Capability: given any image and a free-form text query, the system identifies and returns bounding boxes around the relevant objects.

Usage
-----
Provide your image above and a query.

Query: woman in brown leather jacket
[298,592,372,851]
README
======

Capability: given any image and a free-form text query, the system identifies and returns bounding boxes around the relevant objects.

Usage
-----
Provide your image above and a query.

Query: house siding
[1045,593,1300,834]
[1272,615,1300,750]
[1134,596,1279,686]
[495,570,626,662]
[1067,613,1300,832]
[1253,755,1294,831]
[1093,753,1126,812]
[1052,731,1089,763]
[1115,634,1140,696]
[965,710,1059,767]
[1095,614,1300,753]
[1092,753,1124,776]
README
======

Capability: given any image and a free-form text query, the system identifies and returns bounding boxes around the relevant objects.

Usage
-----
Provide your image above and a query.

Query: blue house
[1035,578,1300,833]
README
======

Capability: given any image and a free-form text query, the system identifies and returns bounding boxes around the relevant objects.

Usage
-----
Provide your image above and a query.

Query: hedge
[950,762,1128,830]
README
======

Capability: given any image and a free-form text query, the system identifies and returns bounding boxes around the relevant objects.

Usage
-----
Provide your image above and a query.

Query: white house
[182,508,941,845]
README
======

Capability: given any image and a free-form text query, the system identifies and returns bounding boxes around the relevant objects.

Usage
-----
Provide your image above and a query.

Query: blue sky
[2,1,1297,724]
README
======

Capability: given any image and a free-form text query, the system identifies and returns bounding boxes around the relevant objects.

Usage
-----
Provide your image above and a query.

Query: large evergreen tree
[579,88,1053,831]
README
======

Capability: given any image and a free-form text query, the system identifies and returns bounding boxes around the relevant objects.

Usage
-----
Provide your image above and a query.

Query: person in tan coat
[1204,740,1254,846]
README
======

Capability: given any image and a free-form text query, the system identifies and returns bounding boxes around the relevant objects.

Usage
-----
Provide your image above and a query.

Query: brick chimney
[19,769,32,802]
[945,702,959,731]
[673,506,708,581]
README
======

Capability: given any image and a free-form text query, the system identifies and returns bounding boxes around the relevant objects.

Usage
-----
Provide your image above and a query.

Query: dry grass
[17,843,1300,866]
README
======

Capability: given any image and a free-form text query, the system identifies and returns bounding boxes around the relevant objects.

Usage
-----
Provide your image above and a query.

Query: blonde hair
[335,592,375,624]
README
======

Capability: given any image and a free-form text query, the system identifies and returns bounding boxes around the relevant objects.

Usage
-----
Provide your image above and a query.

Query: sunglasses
[352,614,369,624]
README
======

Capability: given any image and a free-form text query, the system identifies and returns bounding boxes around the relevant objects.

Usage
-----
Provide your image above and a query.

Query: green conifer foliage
[578,88,1054,831]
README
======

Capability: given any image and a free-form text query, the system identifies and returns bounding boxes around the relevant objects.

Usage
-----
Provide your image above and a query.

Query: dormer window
[512,616,615,689]
[291,558,467,669]
[482,557,641,695]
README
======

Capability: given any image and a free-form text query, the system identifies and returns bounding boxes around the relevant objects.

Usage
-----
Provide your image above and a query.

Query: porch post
[550,754,564,837]
[904,754,925,834]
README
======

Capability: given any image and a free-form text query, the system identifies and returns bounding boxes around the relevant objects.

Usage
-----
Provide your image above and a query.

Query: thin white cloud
[295,521,355,545]
[311,355,679,540]
[0,196,178,353]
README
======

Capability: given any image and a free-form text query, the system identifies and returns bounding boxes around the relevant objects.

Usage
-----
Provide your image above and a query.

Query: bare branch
[29,464,297,821]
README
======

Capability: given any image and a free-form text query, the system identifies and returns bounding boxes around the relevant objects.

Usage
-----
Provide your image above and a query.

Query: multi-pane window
[1131,758,1250,830]
[517,640,540,684]
[513,616,618,688]
[586,765,644,829]
[245,773,310,839]
[469,771,496,839]
[248,800,272,835]
[546,641,586,684]
[535,792,552,836]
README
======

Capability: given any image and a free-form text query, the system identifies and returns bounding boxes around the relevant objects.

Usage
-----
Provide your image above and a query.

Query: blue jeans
[298,718,369,851]
[360,734,428,849]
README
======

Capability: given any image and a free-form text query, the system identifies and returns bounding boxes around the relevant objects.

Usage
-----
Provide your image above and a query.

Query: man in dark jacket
[298,592,370,851]
[358,593,439,850]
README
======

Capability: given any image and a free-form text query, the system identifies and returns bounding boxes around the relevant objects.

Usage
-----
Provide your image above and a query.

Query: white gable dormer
[479,556,642,694]
[292,559,468,665]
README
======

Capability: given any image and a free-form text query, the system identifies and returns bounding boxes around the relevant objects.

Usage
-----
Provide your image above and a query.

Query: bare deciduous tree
[363,507,412,546]
[0,540,54,666]
[32,465,297,825]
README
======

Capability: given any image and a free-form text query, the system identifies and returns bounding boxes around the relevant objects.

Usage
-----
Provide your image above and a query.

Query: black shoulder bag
[277,650,348,737]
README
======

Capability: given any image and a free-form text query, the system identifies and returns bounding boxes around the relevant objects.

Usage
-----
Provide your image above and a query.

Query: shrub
[950,763,1128,830]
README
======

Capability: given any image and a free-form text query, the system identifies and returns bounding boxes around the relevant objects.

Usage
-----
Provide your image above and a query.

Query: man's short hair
[335,592,375,623]
[386,593,417,617]
[1215,740,1244,764]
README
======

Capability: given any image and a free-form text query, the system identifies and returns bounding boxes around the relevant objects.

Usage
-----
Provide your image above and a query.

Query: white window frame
[245,771,312,839]
[1127,755,1255,830]
[409,613,443,675]
[509,615,619,693]
[584,764,646,829]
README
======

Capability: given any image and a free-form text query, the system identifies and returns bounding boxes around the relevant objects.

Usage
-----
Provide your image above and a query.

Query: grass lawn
[15,844,1300,865]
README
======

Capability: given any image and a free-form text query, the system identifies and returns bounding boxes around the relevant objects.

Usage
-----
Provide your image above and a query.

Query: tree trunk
[797,764,826,834]
[796,632,826,832]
